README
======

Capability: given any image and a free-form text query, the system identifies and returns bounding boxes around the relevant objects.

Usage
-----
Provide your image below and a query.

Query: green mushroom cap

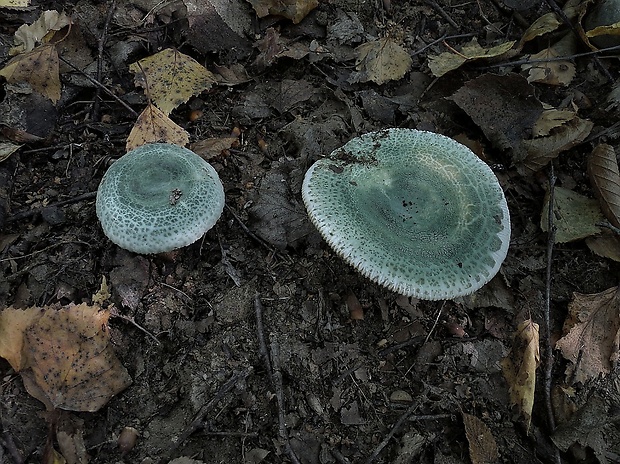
[302,128,511,300]
[96,143,225,254]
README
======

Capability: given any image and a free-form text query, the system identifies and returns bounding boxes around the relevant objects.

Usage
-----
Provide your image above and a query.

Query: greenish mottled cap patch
[96,143,225,254]
[302,128,511,300]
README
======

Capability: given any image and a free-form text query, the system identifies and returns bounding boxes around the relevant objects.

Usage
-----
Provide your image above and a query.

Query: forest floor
[1,0,620,463]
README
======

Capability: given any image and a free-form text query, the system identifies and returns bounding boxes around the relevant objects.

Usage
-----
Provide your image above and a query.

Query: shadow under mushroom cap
[301,128,511,300]
[96,143,225,254]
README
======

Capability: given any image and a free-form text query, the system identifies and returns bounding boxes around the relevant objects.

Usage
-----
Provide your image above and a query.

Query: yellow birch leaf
[501,318,540,433]
[0,43,61,103]
[0,306,42,371]
[23,303,132,412]
[126,103,190,151]
[129,48,217,116]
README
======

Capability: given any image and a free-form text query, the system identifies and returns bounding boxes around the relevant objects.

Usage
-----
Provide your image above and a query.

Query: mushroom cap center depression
[96,143,224,254]
[302,129,510,299]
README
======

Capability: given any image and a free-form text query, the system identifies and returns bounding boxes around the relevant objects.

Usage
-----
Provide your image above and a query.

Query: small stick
[59,57,138,118]
[161,368,253,462]
[255,295,301,464]
[423,0,459,30]
[544,163,561,464]
[91,0,116,121]
[6,191,97,223]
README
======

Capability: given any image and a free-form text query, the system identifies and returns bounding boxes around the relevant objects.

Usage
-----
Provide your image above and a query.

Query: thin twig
[544,163,562,464]
[110,310,161,345]
[255,295,301,464]
[543,0,613,82]
[59,57,139,118]
[160,368,253,463]
[91,0,116,121]
[423,0,459,30]
[6,191,97,223]
[364,402,452,464]
[225,204,276,253]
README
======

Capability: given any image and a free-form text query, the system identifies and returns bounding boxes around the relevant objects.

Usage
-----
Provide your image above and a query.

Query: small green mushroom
[96,143,225,254]
[302,128,510,300]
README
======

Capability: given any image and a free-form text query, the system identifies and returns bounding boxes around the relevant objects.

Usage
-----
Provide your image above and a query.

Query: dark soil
[1,1,620,464]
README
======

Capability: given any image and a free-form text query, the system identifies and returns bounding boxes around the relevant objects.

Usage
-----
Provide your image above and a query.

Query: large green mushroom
[96,143,225,254]
[301,128,510,300]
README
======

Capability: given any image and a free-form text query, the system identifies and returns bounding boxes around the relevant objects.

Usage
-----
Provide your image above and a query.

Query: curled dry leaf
[556,286,620,385]
[587,144,620,229]
[501,318,539,433]
[519,115,593,173]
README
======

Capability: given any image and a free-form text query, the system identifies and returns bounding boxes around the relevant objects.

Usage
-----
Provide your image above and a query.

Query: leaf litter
[2,1,620,463]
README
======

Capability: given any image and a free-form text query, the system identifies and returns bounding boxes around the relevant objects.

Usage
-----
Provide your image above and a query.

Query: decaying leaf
[349,37,412,85]
[522,34,576,86]
[247,0,318,23]
[427,38,515,78]
[532,106,578,137]
[0,303,132,412]
[126,103,190,151]
[449,73,542,152]
[556,287,620,384]
[130,49,216,116]
[518,115,593,173]
[541,186,605,243]
[0,0,32,8]
[588,144,620,229]
[183,0,253,59]
[191,137,238,160]
[0,44,61,103]
[462,412,499,464]
[586,233,620,262]
[501,319,540,433]
[0,142,22,163]
[10,9,71,55]
[520,12,562,44]
[0,306,42,370]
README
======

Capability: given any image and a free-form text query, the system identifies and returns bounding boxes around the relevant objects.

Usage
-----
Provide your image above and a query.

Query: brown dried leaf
[520,13,562,44]
[532,107,577,137]
[501,319,540,433]
[247,0,318,23]
[1,303,131,413]
[0,44,61,103]
[522,34,576,86]
[586,233,620,262]
[350,38,412,85]
[519,116,593,173]
[462,412,499,464]
[556,287,620,384]
[587,144,620,229]
[449,73,542,152]
[126,103,190,151]
[24,303,132,412]
[191,137,238,160]
[0,306,42,370]
[427,38,515,77]
[129,48,216,116]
